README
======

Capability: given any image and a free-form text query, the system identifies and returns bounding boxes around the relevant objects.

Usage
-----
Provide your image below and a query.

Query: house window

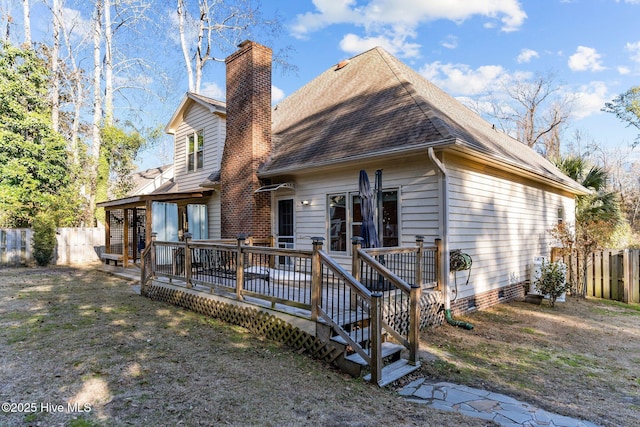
[557,207,564,225]
[329,194,347,252]
[328,189,399,253]
[187,130,204,171]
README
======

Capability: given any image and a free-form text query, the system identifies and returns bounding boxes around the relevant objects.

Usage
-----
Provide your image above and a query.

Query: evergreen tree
[0,41,76,227]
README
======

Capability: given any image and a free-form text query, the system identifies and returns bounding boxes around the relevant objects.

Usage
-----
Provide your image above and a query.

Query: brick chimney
[221,40,272,239]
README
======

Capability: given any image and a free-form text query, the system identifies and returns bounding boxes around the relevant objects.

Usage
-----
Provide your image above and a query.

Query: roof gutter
[428,147,451,311]
[258,138,458,178]
[446,143,590,196]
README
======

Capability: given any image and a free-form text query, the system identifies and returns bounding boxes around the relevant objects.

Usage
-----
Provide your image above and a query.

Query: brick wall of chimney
[221,41,272,239]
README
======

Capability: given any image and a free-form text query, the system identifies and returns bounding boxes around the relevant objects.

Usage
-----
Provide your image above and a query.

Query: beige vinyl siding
[207,193,221,239]
[285,156,440,269]
[173,103,225,191]
[446,157,575,301]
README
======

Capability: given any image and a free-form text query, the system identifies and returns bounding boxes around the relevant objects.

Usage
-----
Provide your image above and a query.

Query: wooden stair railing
[140,232,157,293]
[311,238,421,386]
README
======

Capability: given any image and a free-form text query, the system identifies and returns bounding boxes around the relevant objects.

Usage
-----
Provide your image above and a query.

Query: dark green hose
[444,309,474,330]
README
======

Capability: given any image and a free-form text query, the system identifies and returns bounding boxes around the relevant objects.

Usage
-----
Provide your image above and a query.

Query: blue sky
[165,0,640,169]
[19,0,640,169]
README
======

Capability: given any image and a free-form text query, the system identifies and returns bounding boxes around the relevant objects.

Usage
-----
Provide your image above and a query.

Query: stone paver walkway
[399,379,601,427]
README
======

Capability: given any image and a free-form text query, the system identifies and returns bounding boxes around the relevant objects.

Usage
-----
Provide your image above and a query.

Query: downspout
[428,148,473,330]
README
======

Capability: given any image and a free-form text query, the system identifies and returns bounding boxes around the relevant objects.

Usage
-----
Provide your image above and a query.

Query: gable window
[328,189,399,253]
[187,130,204,171]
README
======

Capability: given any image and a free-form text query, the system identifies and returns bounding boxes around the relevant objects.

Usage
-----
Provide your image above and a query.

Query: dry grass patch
[0,267,490,427]
[406,298,640,427]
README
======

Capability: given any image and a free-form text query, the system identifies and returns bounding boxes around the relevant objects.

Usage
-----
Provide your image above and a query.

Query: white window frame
[186,129,204,172]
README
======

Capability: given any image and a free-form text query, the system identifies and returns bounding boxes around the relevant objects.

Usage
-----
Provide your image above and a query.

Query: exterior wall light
[301,200,310,206]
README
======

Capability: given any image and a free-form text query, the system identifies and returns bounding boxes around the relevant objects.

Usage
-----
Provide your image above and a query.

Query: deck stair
[320,315,421,387]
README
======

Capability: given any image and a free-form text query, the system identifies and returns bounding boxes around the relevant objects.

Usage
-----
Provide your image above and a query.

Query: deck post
[236,235,247,301]
[150,232,157,279]
[351,237,363,310]
[184,233,192,289]
[140,232,157,294]
[311,237,324,322]
[105,210,111,254]
[123,208,129,268]
[351,237,363,282]
[435,238,443,291]
[370,292,383,386]
[415,235,424,287]
[409,283,421,365]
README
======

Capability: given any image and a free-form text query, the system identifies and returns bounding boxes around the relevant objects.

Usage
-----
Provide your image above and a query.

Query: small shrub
[32,213,56,266]
[534,260,569,307]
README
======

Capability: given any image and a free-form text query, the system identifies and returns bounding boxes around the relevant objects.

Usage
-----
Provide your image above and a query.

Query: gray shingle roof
[266,47,586,194]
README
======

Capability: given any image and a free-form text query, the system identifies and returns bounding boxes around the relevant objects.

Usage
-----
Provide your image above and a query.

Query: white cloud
[625,41,640,62]
[419,61,517,96]
[441,35,458,50]
[618,66,631,75]
[339,33,421,57]
[61,7,92,42]
[291,0,527,57]
[200,82,225,100]
[568,46,606,72]
[517,48,539,64]
[290,0,360,38]
[566,81,610,119]
[272,85,285,103]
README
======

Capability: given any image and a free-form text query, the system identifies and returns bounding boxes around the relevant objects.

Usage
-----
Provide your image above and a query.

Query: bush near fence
[0,227,105,266]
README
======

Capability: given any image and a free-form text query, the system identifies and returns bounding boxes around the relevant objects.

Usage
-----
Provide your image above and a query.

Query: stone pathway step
[399,379,601,427]
[364,359,421,387]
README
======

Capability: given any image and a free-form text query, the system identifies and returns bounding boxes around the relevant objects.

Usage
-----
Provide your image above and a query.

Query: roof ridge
[374,48,451,141]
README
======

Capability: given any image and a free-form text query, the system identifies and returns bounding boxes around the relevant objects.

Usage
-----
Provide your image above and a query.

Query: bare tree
[489,72,571,158]
[104,0,113,126]
[58,1,90,166]
[177,0,194,91]
[21,0,29,46]
[88,0,103,224]
[101,0,152,123]
[590,143,640,239]
[50,0,61,132]
[176,0,285,93]
[603,86,640,147]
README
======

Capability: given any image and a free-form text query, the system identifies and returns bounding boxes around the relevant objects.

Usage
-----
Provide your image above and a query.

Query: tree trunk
[51,0,61,133]
[177,0,194,92]
[22,0,30,47]
[103,0,113,126]
[89,0,103,225]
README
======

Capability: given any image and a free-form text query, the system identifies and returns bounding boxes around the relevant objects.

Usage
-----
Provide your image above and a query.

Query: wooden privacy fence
[552,248,640,303]
[0,227,105,266]
[0,229,32,266]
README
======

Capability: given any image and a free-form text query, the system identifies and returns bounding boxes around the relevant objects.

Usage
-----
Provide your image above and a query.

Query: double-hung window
[328,189,398,253]
[187,130,204,172]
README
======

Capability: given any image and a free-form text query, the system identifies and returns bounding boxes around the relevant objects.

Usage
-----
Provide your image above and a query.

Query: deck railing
[141,234,436,386]
[356,236,438,290]
[352,238,424,369]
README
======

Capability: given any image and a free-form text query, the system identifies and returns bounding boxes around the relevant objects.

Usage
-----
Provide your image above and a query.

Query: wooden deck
[133,236,443,386]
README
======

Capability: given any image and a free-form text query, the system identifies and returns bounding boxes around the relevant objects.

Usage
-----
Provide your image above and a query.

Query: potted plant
[534,260,569,307]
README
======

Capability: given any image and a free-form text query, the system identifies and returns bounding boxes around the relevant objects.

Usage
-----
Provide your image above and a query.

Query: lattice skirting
[381,290,444,335]
[419,291,445,329]
[142,283,344,367]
